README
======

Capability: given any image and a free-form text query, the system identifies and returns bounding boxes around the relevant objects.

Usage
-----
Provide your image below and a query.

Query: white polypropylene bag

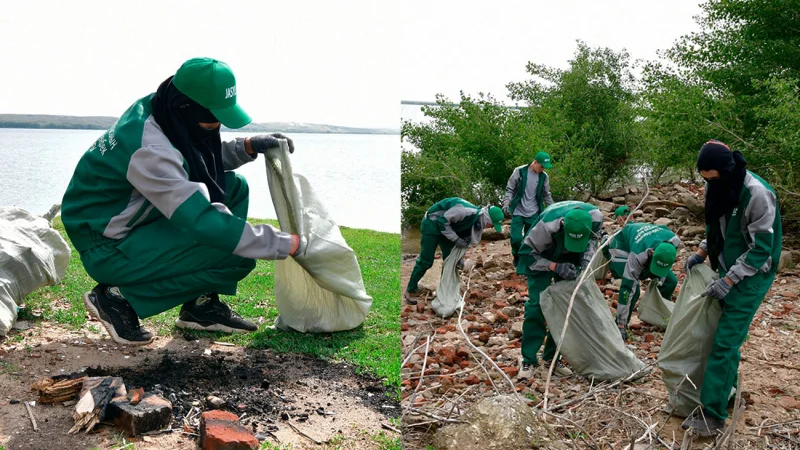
[0,207,71,335]
[264,141,373,332]
[637,282,674,329]
[586,250,610,281]
[541,278,646,381]
[658,264,728,417]
[431,246,468,318]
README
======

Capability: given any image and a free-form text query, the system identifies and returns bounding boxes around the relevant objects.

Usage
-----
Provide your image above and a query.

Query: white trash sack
[431,246,468,318]
[637,281,675,329]
[541,278,646,381]
[264,141,373,333]
[0,207,71,336]
[658,264,731,417]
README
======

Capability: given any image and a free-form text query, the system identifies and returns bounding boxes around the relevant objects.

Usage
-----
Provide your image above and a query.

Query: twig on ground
[406,407,467,424]
[382,422,401,433]
[545,363,653,412]
[543,176,651,410]
[541,409,599,449]
[715,373,745,449]
[24,401,38,431]
[287,420,323,445]
[404,333,434,415]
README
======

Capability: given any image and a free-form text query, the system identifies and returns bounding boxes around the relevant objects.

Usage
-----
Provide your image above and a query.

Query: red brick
[435,327,448,334]
[503,366,519,377]
[465,375,481,385]
[644,334,655,342]
[456,346,470,358]
[401,322,409,332]
[459,361,471,369]
[492,301,508,309]
[200,410,258,450]
[465,314,478,321]
[478,332,490,343]
[416,301,425,313]
[495,311,509,322]
[496,327,508,334]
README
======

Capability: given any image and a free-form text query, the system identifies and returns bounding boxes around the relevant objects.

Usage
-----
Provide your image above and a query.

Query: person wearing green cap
[515,201,604,379]
[602,223,680,341]
[61,57,305,346]
[502,152,555,266]
[404,198,504,304]
[613,205,632,226]
[679,140,781,436]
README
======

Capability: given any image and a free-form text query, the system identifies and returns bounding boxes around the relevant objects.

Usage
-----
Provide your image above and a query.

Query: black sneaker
[175,293,258,333]
[83,285,154,346]
[681,409,725,437]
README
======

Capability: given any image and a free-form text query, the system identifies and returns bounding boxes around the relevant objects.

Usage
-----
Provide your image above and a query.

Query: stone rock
[106,394,173,436]
[207,395,226,409]
[632,210,644,218]
[612,196,626,203]
[482,226,510,241]
[778,250,793,272]
[431,395,565,450]
[487,336,507,347]
[501,306,520,318]
[508,321,523,339]
[599,187,628,200]
[654,208,671,218]
[483,255,499,270]
[629,186,639,194]
[680,226,705,238]
[589,198,615,213]
[654,218,673,226]
[677,192,704,215]
[418,259,443,292]
[669,207,691,219]
[200,410,259,450]
[482,311,498,324]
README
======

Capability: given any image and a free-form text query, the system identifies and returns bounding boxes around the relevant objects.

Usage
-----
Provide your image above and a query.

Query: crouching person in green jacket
[516,201,604,379]
[603,223,680,341]
[404,198,504,305]
[681,140,782,436]
[61,58,305,346]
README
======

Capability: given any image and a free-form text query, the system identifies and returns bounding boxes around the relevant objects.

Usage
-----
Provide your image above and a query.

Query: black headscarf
[697,140,747,269]
[151,76,227,203]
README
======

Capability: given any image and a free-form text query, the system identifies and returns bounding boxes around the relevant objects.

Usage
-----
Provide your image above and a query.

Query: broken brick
[200,410,259,450]
[106,394,172,436]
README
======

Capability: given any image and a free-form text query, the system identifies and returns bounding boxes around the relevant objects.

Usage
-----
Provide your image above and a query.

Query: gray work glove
[250,133,296,154]
[657,277,666,287]
[502,204,510,216]
[454,237,470,249]
[703,278,732,300]
[553,262,578,280]
[684,252,706,272]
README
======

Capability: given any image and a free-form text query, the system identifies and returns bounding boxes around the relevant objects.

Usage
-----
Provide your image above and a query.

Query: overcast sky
[1,1,702,129]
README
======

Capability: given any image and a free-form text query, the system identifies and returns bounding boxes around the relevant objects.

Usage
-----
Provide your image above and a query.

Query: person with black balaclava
[681,140,782,437]
[61,57,306,346]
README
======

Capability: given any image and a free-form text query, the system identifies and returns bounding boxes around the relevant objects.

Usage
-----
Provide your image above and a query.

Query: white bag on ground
[658,264,727,417]
[264,141,373,333]
[586,250,609,281]
[541,278,646,381]
[637,282,674,329]
[0,207,71,336]
[431,247,468,318]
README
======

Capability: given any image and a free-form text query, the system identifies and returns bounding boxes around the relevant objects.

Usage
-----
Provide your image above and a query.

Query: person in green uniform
[681,140,782,436]
[404,198,505,305]
[62,57,305,346]
[603,223,680,341]
[503,152,555,266]
[614,205,631,226]
[516,201,604,379]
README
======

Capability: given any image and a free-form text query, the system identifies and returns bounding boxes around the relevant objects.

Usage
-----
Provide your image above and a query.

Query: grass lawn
[21,218,401,388]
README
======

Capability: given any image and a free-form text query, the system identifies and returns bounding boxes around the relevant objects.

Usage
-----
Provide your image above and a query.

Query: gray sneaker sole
[175,319,254,334]
[83,292,154,346]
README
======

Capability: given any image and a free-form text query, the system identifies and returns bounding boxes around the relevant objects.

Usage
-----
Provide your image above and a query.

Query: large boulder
[779,250,794,272]
[431,395,566,450]
[482,225,510,241]
[676,192,705,216]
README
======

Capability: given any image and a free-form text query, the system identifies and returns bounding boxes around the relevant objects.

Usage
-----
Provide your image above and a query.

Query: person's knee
[230,172,250,197]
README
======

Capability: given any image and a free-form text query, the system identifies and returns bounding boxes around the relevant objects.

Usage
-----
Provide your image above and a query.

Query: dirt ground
[400,185,800,449]
[0,324,399,450]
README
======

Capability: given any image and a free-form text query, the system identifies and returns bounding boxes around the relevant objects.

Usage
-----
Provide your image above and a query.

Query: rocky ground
[401,183,800,449]
[0,324,400,450]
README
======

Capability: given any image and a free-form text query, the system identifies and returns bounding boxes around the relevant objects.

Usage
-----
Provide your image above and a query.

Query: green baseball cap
[488,206,504,233]
[563,209,592,253]
[650,242,677,278]
[535,151,553,169]
[173,57,252,129]
[614,205,630,219]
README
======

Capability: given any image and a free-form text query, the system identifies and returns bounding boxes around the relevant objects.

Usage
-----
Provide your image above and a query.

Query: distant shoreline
[0,114,399,135]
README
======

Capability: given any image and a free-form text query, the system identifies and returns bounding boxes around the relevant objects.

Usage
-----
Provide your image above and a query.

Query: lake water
[0,128,400,233]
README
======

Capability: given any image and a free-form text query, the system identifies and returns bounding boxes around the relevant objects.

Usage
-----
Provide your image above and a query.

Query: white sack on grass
[264,141,373,333]
[431,246,468,318]
[0,207,71,336]
[637,281,675,329]
[541,278,646,381]
[658,264,730,417]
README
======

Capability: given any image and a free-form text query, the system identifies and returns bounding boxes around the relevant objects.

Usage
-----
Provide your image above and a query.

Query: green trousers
[700,270,774,420]
[521,271,559,366]
[609,261,679,324]
[406,218,455,293]
[79,172,257,318]
[510,214,538,259]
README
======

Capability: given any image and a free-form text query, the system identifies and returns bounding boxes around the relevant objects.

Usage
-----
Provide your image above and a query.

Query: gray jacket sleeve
[503,169,521,207]
[726,188,779,283]
[440,204,477,242]
[542,175,554,207]
[526,219,560,271]
[221,138,256,171]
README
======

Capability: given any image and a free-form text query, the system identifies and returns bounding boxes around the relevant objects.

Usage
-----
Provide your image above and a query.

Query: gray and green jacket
[517,201,604,274]
[605,223,680,310]
[62,94,293,260]
[502,164,553,217]
[699,171,782,284]
[421,197,491,245]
